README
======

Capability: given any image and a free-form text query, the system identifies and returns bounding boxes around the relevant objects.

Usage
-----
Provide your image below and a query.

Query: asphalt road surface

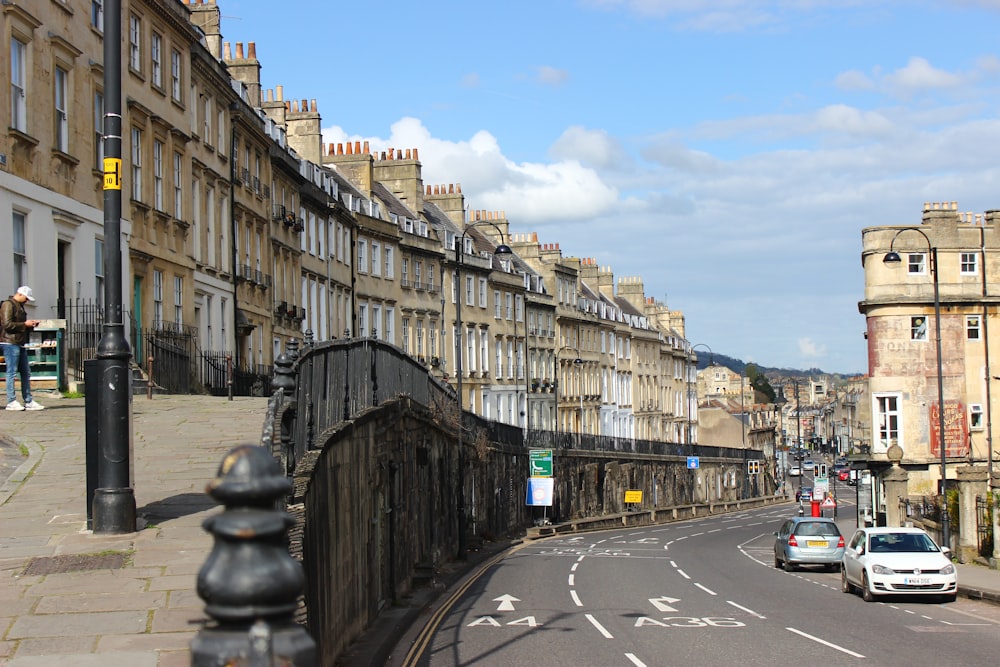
[402,503,1000,666]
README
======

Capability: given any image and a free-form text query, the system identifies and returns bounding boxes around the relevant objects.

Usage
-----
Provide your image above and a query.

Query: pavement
[0,396,999,667]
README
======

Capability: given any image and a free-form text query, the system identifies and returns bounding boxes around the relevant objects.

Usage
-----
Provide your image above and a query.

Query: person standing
[1,286,45,411]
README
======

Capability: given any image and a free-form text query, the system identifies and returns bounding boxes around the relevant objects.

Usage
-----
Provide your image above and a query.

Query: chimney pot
[236,42,244,59]
[346,142,353,155]
[276,85,283,101]
[311,99,317,112]
[413,148,419,161]
[362,140,369,154]
[248,42,256,59]
[354,141,361,154]
[223,42,232,59]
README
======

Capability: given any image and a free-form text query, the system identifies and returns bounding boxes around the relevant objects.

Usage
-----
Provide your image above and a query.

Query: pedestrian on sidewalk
[1,286,45,411]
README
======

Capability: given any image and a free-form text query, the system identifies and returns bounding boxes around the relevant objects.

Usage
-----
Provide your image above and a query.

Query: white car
[841,526,956,603]
[788,465,802,477]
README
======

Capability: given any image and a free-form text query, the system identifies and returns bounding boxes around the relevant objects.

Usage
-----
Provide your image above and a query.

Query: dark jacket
[0,297,30,346]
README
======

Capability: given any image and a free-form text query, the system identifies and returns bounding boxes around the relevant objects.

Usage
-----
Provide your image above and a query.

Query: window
[505,292,513,320]
[170,49,181,101]
[152,269,164,325]
[91,0,104,31]
[11,38,26,132]
[910,316,927,341]
[384,247,394,279]
[128,14,141,73]
[217,108,225,155]
[372,305,382,339]
[479,278,487,307]
[967,315,981,340]
[495,341,501,377]
[401,317,410,353]
[480,330,488,373]
[414,261,422,288]
[494,290,501,318]
[130,128,142,201]
[358,303,368,336]
[173,152,183,218]
[906,253,927,275]
[429,321,437,358]
[358,239,368,273]
[427,264,435,291]
[93,90,104,170]
[150,33,162,88]
[970,404,984,430]
[415,321,424,357]
[451,271,457,304]
[173,276,183,324]
[386,308,395,345]
[961,252,978,275]
[401,258,408,285]
[371,242,381,276]
[465,275,474,306]
[94,239,104,307]
[515,294,524,322]
[875,394,900,451]
[13,212,26,287]
[203,96,212,145]
[153,140,164,211]
[54,67,68,152]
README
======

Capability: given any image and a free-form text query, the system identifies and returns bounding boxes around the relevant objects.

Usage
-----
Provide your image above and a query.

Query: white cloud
[535,65,570,86]
[798,338,828,360]
[550,126,631,169]
[883,56,964,95]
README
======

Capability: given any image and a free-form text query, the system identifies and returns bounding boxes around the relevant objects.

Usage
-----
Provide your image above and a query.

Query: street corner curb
[0,435,42,505]
[959,585,1000,605]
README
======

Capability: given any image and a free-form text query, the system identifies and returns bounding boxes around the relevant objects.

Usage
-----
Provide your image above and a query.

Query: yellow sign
[624,490,643,504]
[103,157,122,190]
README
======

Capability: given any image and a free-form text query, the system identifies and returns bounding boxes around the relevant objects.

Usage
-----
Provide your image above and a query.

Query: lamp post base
[93,487,136,534]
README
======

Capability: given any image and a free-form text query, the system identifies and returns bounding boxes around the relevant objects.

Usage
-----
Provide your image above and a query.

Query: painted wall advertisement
[929,400,969,458]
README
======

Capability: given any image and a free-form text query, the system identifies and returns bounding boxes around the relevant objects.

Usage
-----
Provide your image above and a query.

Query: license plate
[806,540,827,547]
[904,577,930,585]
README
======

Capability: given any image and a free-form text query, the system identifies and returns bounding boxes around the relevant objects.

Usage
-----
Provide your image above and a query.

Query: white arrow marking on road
[649,596,682,612]
[494,594,520,611]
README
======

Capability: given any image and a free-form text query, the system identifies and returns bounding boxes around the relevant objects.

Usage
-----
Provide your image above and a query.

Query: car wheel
[783,558,796,573]
[774,553,782,568]
[840,567,853,594]
[862,572,877,602]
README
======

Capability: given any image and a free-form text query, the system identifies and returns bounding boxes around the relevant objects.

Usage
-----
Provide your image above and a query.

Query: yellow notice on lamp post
[624,490,643,504]
[103,158,122,190]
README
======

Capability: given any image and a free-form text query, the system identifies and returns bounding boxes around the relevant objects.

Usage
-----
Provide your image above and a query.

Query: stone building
[859,201,1000,496]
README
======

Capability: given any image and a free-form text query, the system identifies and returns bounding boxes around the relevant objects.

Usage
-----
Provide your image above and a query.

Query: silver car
[774,517,845,572]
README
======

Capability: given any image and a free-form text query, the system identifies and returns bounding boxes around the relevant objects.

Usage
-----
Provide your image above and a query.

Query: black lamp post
[454,222,512,560]
[92,0,135,534]
[691,343,713,445]
[884,227,949,549]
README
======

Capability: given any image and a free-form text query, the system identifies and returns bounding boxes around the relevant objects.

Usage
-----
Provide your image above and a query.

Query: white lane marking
[625,653,647,667]
[691,532,704,537]
[577,555,585,562]
[568,574,575,586]
[677,569,691,580]
[676,535,689,541]
[586,613,614,639]
[571,562,579,572]
[570,590,583,607]
[694,582,717,596]
[728,600,766,619]
[786,627,865,658]
[708,528,722,533]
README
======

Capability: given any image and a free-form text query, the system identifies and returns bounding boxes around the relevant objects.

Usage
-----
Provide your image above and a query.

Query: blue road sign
[687,456,699,469]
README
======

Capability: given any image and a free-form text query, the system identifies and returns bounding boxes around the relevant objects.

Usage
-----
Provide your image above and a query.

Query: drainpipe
[981,222,992,471]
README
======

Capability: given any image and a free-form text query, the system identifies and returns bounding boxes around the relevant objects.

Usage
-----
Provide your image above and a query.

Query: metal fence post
[191,444,316,666]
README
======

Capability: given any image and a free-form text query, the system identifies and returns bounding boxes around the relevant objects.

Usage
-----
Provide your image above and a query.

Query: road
[400,492,1000,666]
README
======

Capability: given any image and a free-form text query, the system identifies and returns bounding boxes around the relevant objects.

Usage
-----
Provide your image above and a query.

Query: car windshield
[868,532,939,553]
[794,522,839,537]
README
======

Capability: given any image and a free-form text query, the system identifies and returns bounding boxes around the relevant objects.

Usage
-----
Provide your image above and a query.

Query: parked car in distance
[838,468,850,482]
[841,526,956,603]
[788,465,802,477]
[803,459,815,469]
[774,517,845,572]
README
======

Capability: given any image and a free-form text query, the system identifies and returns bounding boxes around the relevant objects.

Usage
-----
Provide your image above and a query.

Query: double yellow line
[400,546,520,666]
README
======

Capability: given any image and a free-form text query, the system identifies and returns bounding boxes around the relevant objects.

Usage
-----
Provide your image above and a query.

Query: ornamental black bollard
[272,350,295,399]
[190,444,316,666]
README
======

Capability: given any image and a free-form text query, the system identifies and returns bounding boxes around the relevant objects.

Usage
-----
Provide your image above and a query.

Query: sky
[218,0,1000,375]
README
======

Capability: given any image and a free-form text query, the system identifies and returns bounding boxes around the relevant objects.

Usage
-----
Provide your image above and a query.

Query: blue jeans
[3,343,32,405]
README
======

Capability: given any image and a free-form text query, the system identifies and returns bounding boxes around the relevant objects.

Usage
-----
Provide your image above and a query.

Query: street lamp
[884,227,949,549]
[690,343,713,444]
[454,221,512,560]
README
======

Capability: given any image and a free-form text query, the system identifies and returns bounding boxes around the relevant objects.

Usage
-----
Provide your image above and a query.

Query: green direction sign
[529,449,553,477]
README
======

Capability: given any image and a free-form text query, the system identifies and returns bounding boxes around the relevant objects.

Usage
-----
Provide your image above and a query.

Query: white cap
[16,286,35,302]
